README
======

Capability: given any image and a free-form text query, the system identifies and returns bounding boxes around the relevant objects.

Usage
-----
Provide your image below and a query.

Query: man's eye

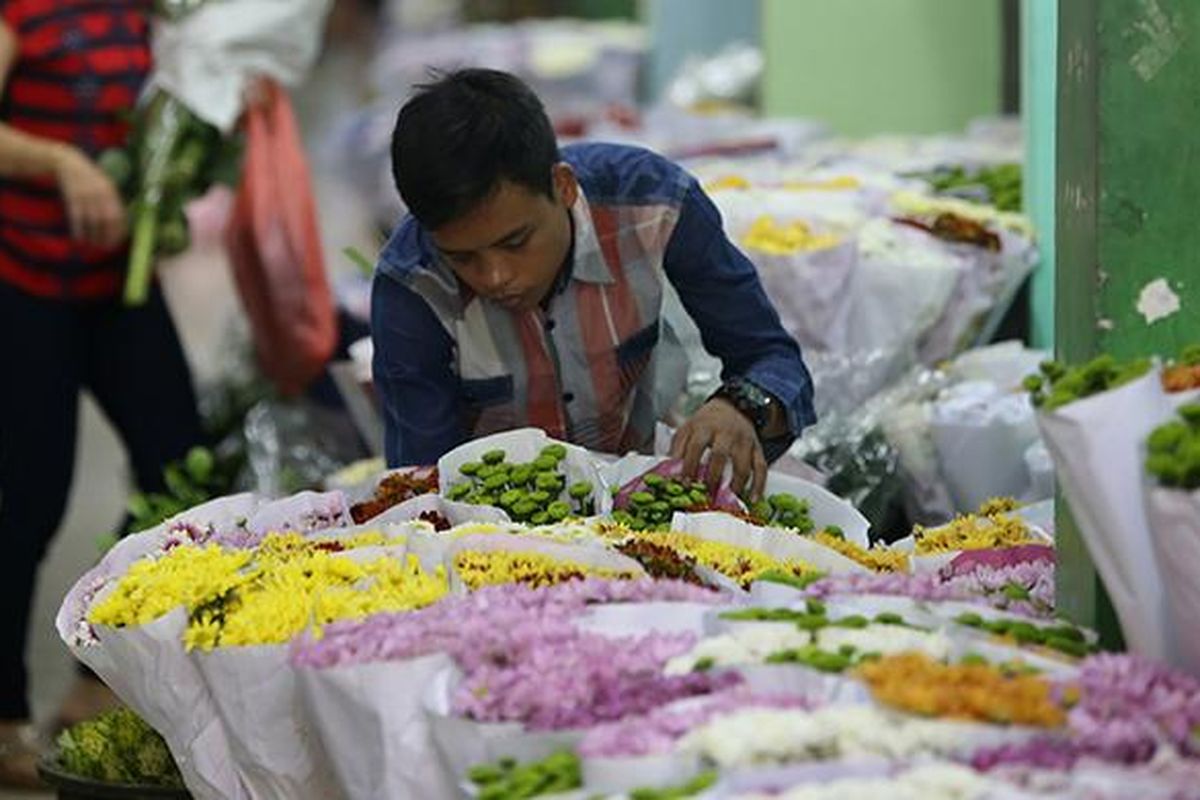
[448,252,475,266]
[502,235,529,251]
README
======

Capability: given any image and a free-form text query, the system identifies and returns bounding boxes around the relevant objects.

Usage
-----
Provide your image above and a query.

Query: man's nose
[481,255,513,293]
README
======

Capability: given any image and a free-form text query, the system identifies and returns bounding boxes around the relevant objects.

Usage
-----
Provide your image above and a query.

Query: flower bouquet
[1027,355,1175,659]
[1143,401,1200,675]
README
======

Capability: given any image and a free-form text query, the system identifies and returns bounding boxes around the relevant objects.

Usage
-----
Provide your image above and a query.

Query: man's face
[430,164,577,312]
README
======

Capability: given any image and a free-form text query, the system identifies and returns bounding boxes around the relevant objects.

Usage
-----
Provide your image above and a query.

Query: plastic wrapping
[241,399,367,498]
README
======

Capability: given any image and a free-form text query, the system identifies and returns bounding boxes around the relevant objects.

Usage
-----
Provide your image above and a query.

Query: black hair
[391,68,559,230]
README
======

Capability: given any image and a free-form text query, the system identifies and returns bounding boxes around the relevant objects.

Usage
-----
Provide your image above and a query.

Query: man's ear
[552,162,578,208]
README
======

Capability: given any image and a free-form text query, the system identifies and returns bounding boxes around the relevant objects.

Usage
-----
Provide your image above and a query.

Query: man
[372,68,814,499]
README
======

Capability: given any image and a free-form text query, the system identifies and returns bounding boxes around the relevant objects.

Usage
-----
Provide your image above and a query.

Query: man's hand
[54,146,127,249]
[670,397,768,501]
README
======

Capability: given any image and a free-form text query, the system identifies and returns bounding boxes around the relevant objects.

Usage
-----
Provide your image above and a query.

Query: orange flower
[857,653,1065,727]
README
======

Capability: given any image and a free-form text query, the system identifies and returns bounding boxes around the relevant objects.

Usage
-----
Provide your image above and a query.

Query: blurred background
[26,0,1056,742]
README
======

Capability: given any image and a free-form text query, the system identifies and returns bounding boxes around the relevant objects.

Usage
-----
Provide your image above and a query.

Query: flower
[665,627,813,675]
[857,652,1065,727]
[941,544,1055,579]
[578,687,814,758]
[184,552,447,650]
[799,572,971,603]
[742,216,841,255]
[913,512,1036,555]
[290,578,723,670]
[733,763,997,800]
[88,545,251,628]
[451,629,740,730]
[811,532,910,573]
[677,705,1006,767]
[1058,653,1200,763]
[940,559,1057,618]
[451,549,637,590]
[630,531,818,588]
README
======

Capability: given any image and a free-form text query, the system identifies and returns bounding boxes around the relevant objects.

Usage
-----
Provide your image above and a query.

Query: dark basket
[37,757,192,800]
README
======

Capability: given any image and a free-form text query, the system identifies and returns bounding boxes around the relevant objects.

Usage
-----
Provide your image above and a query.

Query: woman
[0,0,203,787]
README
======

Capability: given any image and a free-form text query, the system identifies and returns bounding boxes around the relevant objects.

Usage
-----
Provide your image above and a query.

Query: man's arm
[663,178,816,496]
[371,272,465,466]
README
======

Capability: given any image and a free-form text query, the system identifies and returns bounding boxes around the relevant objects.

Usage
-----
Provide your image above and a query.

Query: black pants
[0,282,202,720]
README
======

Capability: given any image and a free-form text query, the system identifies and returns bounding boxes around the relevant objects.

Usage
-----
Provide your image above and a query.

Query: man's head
[392,68,576,311]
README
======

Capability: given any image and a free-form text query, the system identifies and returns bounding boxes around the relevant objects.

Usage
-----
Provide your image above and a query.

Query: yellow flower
[92,530,446,651]
[630,531,817,588]
[913,512,1035,555]
[783,176,860,191]
[812,532,909,573]
[891,190,1033,237]
[857,653,1065,727]
[452,550,636,591]
[89,545,251,628]
[703,175,752,192]
[742,216,840,255]
[977,496,1019,516]
[185,552,447,650]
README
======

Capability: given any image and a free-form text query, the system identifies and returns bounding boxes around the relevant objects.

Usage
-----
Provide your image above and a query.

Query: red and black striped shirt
[0,0,151,300]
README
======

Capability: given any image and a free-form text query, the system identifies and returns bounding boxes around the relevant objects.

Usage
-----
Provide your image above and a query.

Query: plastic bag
[928,382,1040,513]
[225,80,338,397]
[752,240,858,354]
[150,0,334,133]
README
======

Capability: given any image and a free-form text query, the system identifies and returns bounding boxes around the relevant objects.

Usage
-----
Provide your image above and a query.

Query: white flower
[664,626,812,675]
[814,624,952,660]
[735,763,996,800]
[678,706,999,768]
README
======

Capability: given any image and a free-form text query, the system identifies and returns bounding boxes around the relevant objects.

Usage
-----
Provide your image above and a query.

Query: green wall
[761,0,1002,136]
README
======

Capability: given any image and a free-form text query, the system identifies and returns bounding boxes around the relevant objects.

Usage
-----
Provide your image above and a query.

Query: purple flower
[974,654,1200,769]
[971,737,1083,771]
[942,544,1055,579]
[291,578,725,670]
[1062,653,1200,763]
[941,560,1056,617]
[800,572,973,603]
[452,629,741,730]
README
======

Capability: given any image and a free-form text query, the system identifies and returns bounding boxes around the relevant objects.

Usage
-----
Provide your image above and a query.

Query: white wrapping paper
[93,611,245,800]
[1145,487,1200,676]
[298,653,458,799]
[1037,371,1174,659]
[195,644,343,800]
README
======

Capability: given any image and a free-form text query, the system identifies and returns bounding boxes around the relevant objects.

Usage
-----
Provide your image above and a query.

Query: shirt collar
[568,187,614,285]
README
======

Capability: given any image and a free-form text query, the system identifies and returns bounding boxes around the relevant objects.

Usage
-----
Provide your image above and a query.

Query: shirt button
[562,392,575,404]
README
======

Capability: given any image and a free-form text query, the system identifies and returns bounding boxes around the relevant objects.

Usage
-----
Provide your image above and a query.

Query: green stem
[123,205,159,305]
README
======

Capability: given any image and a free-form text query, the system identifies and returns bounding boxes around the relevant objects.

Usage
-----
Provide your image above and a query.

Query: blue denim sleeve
[370,272,465,466]
[662,180,817,436]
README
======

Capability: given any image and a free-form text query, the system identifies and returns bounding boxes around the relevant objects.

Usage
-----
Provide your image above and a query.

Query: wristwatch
[708,378,794,462]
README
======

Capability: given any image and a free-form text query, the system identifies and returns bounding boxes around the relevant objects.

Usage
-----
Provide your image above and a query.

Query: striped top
[373,142,815,465]
[0,0,150,300]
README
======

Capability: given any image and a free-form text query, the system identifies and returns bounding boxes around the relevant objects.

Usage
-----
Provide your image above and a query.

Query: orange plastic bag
[225,80,337,396]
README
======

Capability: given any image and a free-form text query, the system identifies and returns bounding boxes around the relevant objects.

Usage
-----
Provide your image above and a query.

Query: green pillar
[1056,0,1198,641]
[1023,0,1056,350]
